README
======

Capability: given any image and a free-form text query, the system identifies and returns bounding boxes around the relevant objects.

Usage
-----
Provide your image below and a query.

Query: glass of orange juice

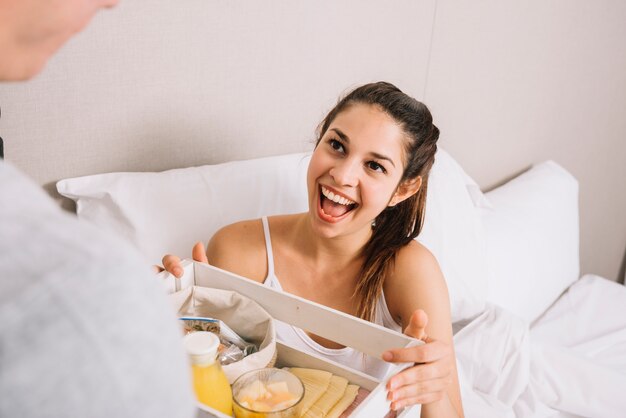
[183,331,233,415]
[232,368,304,418]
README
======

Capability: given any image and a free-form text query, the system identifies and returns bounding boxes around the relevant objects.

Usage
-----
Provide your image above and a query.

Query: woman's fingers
[152,265,165,274]
[383,338,454,409]
[403,309,429,341]
[388,375,451,402]
[162,254,183,278]
[158,242,208,278]
[392,359,452,383]
[191,241,209,263]
[386,354,451,390]
[384,339,450,364]
[386,362,453,410]
[387,377,452,401]
[388,360,452,388]
[390,390,446,411]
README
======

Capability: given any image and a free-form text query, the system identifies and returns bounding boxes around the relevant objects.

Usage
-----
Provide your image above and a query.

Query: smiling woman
[311,106,406,229]
[310,84,435,323]
[161,82,463,417]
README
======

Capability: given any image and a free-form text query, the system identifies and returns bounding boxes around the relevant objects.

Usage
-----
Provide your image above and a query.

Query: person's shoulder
[385,240,450,322]
[0,180,195,417]
[209,218,265,251]
[0,165,151,294]
[395,239,442,278]
[0,161,59,215]
[207,218,267,281]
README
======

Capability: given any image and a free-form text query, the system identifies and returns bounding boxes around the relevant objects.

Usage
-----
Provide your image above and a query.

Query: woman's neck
[290,213,371,273]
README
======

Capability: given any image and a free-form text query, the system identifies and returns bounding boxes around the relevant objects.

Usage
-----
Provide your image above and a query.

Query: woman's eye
[329,139,344,153]
[367,161,386,173]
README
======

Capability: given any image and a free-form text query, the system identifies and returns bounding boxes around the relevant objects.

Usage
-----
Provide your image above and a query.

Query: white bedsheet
[454,275,626,418]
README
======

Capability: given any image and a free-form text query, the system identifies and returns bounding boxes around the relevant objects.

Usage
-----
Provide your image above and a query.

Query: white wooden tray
[160,260,422,418]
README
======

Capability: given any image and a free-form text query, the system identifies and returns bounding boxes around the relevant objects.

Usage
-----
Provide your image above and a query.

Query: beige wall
[0,0,624,281]
[0,0,435,185]
[423,1,626,282]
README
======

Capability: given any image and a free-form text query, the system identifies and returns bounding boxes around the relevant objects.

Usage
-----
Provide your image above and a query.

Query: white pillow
[417,149,489,323]
[58,149,488,323]
[480,160,580,323]
[57,153,311,266]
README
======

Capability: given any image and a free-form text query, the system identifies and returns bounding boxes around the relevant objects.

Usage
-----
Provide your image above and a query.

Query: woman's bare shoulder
[395,240,442,278]
[384,240,451,329]
[206,219,267,282]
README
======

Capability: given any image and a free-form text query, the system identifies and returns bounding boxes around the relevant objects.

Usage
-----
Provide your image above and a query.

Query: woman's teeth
[321,186,355,206]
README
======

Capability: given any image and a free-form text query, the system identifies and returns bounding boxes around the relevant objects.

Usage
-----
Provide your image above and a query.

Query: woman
[162,82,463,417]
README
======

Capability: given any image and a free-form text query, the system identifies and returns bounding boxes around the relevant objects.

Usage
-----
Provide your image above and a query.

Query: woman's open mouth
[319,185,358,219]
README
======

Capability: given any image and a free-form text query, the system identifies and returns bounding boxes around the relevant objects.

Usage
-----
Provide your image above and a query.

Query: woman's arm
[205,220,267,282]
[382,241,464,418]
[159,219,267,283]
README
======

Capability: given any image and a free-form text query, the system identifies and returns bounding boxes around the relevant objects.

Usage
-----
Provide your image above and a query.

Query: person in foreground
[0,1,194,417]
[162,82,464,417]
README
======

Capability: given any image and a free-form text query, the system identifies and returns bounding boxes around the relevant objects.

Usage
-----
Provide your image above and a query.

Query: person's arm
[158,219,267,283]
[382,241,464,418]
[205,221,266,282]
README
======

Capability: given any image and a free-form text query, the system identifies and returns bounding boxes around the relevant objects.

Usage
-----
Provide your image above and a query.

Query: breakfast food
[338,388,371,418]
[326,384,359,418]
[232,368,305,417]
[237,379,300,412]
[287,368,333,414]
[180,317,220,334]
[184,331,233,415]
[303,375,349,418]
[179,316,257,365]
[287,368,361,418]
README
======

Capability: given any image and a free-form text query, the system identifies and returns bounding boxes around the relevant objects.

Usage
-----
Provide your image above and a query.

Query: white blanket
[455,275,626,418]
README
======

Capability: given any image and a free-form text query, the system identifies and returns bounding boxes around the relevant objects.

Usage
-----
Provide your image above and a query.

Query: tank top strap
[376,290,403,332]
[261,216,276,279]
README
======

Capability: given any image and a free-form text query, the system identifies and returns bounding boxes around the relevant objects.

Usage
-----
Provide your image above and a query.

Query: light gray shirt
[0,161,195,418]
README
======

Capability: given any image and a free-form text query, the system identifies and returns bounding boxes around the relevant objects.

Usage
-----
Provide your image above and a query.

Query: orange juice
[191,361,233,413]
[184,331,233,415]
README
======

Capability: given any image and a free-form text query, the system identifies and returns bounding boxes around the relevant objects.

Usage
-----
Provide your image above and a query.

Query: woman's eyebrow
[330,128,350,142]
[371,152,396,168]
[329,128,395,168]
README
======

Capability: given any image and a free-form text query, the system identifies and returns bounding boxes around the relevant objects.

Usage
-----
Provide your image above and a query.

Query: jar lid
[183,331,220,365]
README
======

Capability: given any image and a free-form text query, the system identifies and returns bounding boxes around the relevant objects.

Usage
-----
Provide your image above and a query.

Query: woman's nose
[329,159,359,187]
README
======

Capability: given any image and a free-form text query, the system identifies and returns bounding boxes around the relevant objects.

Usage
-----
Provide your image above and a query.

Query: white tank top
[261,216,403,379]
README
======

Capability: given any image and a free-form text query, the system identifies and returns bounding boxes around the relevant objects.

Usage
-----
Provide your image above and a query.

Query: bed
[1,1,624,416]
[56,150,626,417]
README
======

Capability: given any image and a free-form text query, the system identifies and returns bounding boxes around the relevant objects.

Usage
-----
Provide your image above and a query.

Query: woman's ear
[389,176,422,207]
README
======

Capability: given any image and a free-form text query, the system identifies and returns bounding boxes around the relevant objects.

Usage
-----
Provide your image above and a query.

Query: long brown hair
[316,82,439,321]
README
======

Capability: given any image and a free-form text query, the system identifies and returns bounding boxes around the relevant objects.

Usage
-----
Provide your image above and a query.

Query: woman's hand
[153,242,209,277]
[382,309,455,411]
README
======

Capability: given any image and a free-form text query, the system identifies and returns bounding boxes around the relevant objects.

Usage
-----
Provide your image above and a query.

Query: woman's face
[307,103,408,239]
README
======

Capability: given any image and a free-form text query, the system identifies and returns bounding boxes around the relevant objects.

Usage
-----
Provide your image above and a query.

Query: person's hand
[153,242,209,278]
[382,309,455,411]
